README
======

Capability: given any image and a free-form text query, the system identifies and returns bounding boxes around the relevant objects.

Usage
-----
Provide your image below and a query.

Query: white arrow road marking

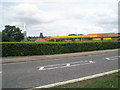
[38,60,95,71]
[37,60,88,69]
[39,67,44,70]
[106,56,120,61]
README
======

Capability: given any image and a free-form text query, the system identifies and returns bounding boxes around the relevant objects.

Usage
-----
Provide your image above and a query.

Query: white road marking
[0,71,2,74]
[106,56,120,61]
[37,60,88,68]
[39,63,92,71]
[38,60,96,71]
[89,61,95,63]
[35,69,120,88]
[106,58,110,60]
[66,64,70,67]
[39,67,44,70]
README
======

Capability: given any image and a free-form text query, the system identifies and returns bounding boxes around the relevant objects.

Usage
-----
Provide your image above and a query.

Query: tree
[2,25,24,42]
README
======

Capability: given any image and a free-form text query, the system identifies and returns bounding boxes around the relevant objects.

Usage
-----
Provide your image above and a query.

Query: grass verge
[54,72,119,88]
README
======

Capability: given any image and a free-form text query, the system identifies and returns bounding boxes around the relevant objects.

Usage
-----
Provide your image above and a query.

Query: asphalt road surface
[2,51,119,88]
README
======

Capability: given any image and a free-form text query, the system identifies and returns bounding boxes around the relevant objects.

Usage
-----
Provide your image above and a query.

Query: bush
[2,41,120,57]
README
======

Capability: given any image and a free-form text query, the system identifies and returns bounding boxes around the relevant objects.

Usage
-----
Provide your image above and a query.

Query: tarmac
[2,49,119,64]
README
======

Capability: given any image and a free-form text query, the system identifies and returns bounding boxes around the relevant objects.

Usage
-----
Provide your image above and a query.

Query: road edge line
[34,69,120,88]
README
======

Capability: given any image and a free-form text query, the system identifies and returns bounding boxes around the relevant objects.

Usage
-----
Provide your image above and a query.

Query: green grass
[55,72,119,88]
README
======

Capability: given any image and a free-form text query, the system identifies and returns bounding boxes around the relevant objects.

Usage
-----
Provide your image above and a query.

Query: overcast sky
[0,0,119,36]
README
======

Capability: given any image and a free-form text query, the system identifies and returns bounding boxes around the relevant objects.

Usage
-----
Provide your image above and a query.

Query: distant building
[35,38,48,42]
[35,33,120,42]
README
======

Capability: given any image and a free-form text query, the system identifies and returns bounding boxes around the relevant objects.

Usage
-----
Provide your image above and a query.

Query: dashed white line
[66,64,70,67]
[38,55,118,71]
[106,58,110,60]
[38,63,91,71]
[37,60,88,68]
[38,60,96,71]
[89,61,95,63]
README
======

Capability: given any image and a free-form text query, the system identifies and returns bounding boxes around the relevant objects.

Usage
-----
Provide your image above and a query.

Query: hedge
[1,41,120,57]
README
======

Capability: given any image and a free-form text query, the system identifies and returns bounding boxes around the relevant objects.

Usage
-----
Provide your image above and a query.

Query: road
[2,51,119,88]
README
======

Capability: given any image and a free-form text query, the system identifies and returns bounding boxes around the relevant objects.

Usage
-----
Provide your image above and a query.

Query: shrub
[1,41,119,57]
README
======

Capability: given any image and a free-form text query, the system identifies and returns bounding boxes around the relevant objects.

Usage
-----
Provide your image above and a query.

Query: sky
[0,0,119,36]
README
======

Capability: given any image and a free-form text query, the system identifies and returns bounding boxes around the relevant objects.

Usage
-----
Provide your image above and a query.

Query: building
[35,33,120,42]
[35,38,48,42]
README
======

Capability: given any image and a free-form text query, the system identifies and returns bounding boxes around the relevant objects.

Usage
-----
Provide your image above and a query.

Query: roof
[45,33,120,39]
[35,38,48,42]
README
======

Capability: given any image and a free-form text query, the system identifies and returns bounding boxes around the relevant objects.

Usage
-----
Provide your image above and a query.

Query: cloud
[94,8,118,32]
[0,3,3,30]
[4,3,56,25]
[2,0,118,36]
[1,0,88,3]
[2,0,119,3]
